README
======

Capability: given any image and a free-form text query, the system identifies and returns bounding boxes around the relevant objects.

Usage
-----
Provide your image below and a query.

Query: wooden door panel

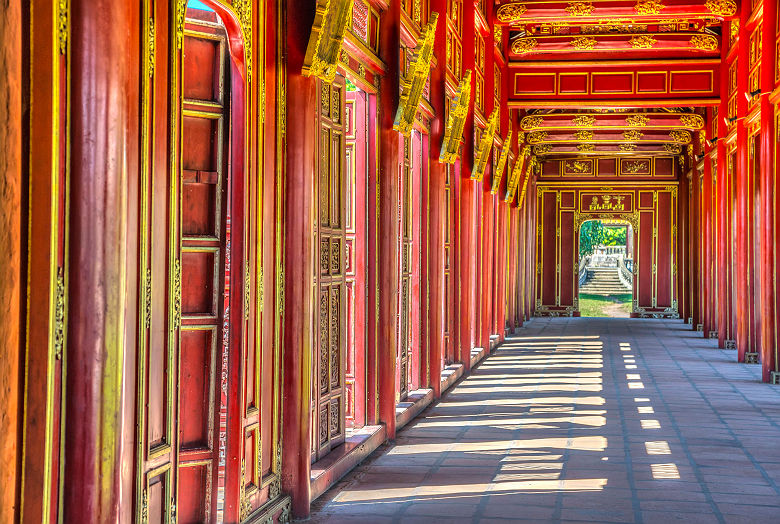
[177,463,212,521]
[179,328,216,449]
[314,78,347,461]
[181,250,218,316]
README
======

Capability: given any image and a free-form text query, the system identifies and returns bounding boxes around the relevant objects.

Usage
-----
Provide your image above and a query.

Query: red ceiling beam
[526,128,694,143]
[495,0,738,26]
[519,111,705,130]
[509,32,720,58]
[509,58,720,105]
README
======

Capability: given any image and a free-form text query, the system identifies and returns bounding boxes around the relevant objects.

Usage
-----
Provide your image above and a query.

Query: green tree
[579,221,605,257]
[602,225,627,246]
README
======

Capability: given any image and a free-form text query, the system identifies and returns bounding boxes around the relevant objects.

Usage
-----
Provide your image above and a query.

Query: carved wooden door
[176,23,229,522]
[345,89,367,429]
[399,136,413,399]
[313,77,347,461]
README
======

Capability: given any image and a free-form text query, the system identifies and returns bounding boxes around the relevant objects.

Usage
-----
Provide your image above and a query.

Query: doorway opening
[578,219,634,318]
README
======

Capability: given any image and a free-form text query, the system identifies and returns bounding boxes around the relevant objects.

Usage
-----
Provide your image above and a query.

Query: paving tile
[309,317,780,522]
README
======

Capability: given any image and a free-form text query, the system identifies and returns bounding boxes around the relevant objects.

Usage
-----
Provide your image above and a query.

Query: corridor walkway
[309,318,780,523]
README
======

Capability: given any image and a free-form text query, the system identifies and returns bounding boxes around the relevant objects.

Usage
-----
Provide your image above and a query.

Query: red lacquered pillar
[377,2,401,438]
[281,0,316,516]
[459,0,477,370]
[717,25,729,347]
[759,0,777,381]
[735,1,750,361]
[701,112,713,337]
[427,0,447,397]
[64,0,139,521]
[0,1,22,520]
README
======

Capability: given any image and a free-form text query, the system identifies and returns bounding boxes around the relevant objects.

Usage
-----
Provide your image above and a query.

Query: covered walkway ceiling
[310,317,780,523]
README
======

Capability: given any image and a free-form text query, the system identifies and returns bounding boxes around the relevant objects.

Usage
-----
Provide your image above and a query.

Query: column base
[770,371,780,385]
[744,352,759,364]
[725,339,737,349]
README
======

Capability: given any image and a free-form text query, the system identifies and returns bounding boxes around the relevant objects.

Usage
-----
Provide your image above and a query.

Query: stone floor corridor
[309,318,780,523]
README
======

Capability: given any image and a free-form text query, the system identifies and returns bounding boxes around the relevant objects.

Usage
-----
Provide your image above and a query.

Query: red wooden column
[717,23,729,348]
[65,0,139,520]
[735,0,750,361]
[377,2,401,437]
[678,169,690,324]
[759,0,777,381]
[459,0,477,370]
[0,1,21,519]
[688,155,700,329]
[701,113,713,337]
[281,0,317,516]
[428,0,447,398]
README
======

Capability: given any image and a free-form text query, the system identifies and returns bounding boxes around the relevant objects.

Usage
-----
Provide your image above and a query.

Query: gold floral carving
[303,0,356,83]
[496,3,528,23]
[147,17,155,77]
[669,129,692,143]
[566,160,591,173]
[699,130,706,148]
[53,270,65,360]
[730,19,739,39]
[471,108,500,181]
[664,143,682,154]
[494,25,503,47]
[528,131,548,144]
[629,35,656,49]
[705,0,737,17]
[511,37,538,54]
[619,143,638,152]
[520,115,544,130]
[571,36,597,50]
[679,114,704,129]
[394,13,439,136]
[232,0,253,82]
[687,144,694,156]
[565,2,595,16]
[689,34,718,51]
[625,114,649,127]
[172,259,182,329]
[623,130,643,141]
[440,70,472,163]
[634,0,664,15]
[578,143,595,152]
[176,0,186,49]
[491,126,514,194]
[533,144,552,155]
[574,129,594,140]
[572,115,596,126]
[58,0,68,54]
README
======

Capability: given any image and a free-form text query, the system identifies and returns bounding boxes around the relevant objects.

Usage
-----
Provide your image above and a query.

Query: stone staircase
[580,267,631,296]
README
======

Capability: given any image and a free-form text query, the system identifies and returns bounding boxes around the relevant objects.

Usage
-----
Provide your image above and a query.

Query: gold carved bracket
[471,108,500,181]
[504,146,529,203]
[302,0,355,83]
[517,158,536,208]
[394,12,439,136]
[440,69,473,163]
[491,125,513,195]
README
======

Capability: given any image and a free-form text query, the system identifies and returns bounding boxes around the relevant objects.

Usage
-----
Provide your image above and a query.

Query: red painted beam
[495,0,738,26]
[520,112,705,131]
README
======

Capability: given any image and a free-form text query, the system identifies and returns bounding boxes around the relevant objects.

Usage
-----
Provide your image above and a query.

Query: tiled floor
[308,318,780,523]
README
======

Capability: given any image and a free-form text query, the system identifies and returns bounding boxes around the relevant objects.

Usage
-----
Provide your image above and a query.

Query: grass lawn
[579,294,633,317]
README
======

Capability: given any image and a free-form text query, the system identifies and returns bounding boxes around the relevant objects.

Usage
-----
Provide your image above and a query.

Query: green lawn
[579,294,633,317]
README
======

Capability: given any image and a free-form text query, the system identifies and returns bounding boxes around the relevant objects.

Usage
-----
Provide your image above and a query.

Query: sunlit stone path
[308,317,780,523]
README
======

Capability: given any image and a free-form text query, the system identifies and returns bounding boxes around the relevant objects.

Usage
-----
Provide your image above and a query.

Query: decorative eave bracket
[491,125,514,195]
[394,12,439,136]
[440,69,473,163]
[302,0,355,83]
[504,146,530,203]
[471,108,500,181]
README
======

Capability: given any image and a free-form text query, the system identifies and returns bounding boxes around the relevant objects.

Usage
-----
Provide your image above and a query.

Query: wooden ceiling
[495,0,734,164]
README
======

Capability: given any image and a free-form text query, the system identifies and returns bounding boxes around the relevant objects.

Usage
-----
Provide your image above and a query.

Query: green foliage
[579,222,628,256]
[579,221,604,257]
[602,226,627,246]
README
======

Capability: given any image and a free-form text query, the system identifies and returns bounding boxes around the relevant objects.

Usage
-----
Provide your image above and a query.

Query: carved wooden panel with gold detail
[312,77,347,462]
